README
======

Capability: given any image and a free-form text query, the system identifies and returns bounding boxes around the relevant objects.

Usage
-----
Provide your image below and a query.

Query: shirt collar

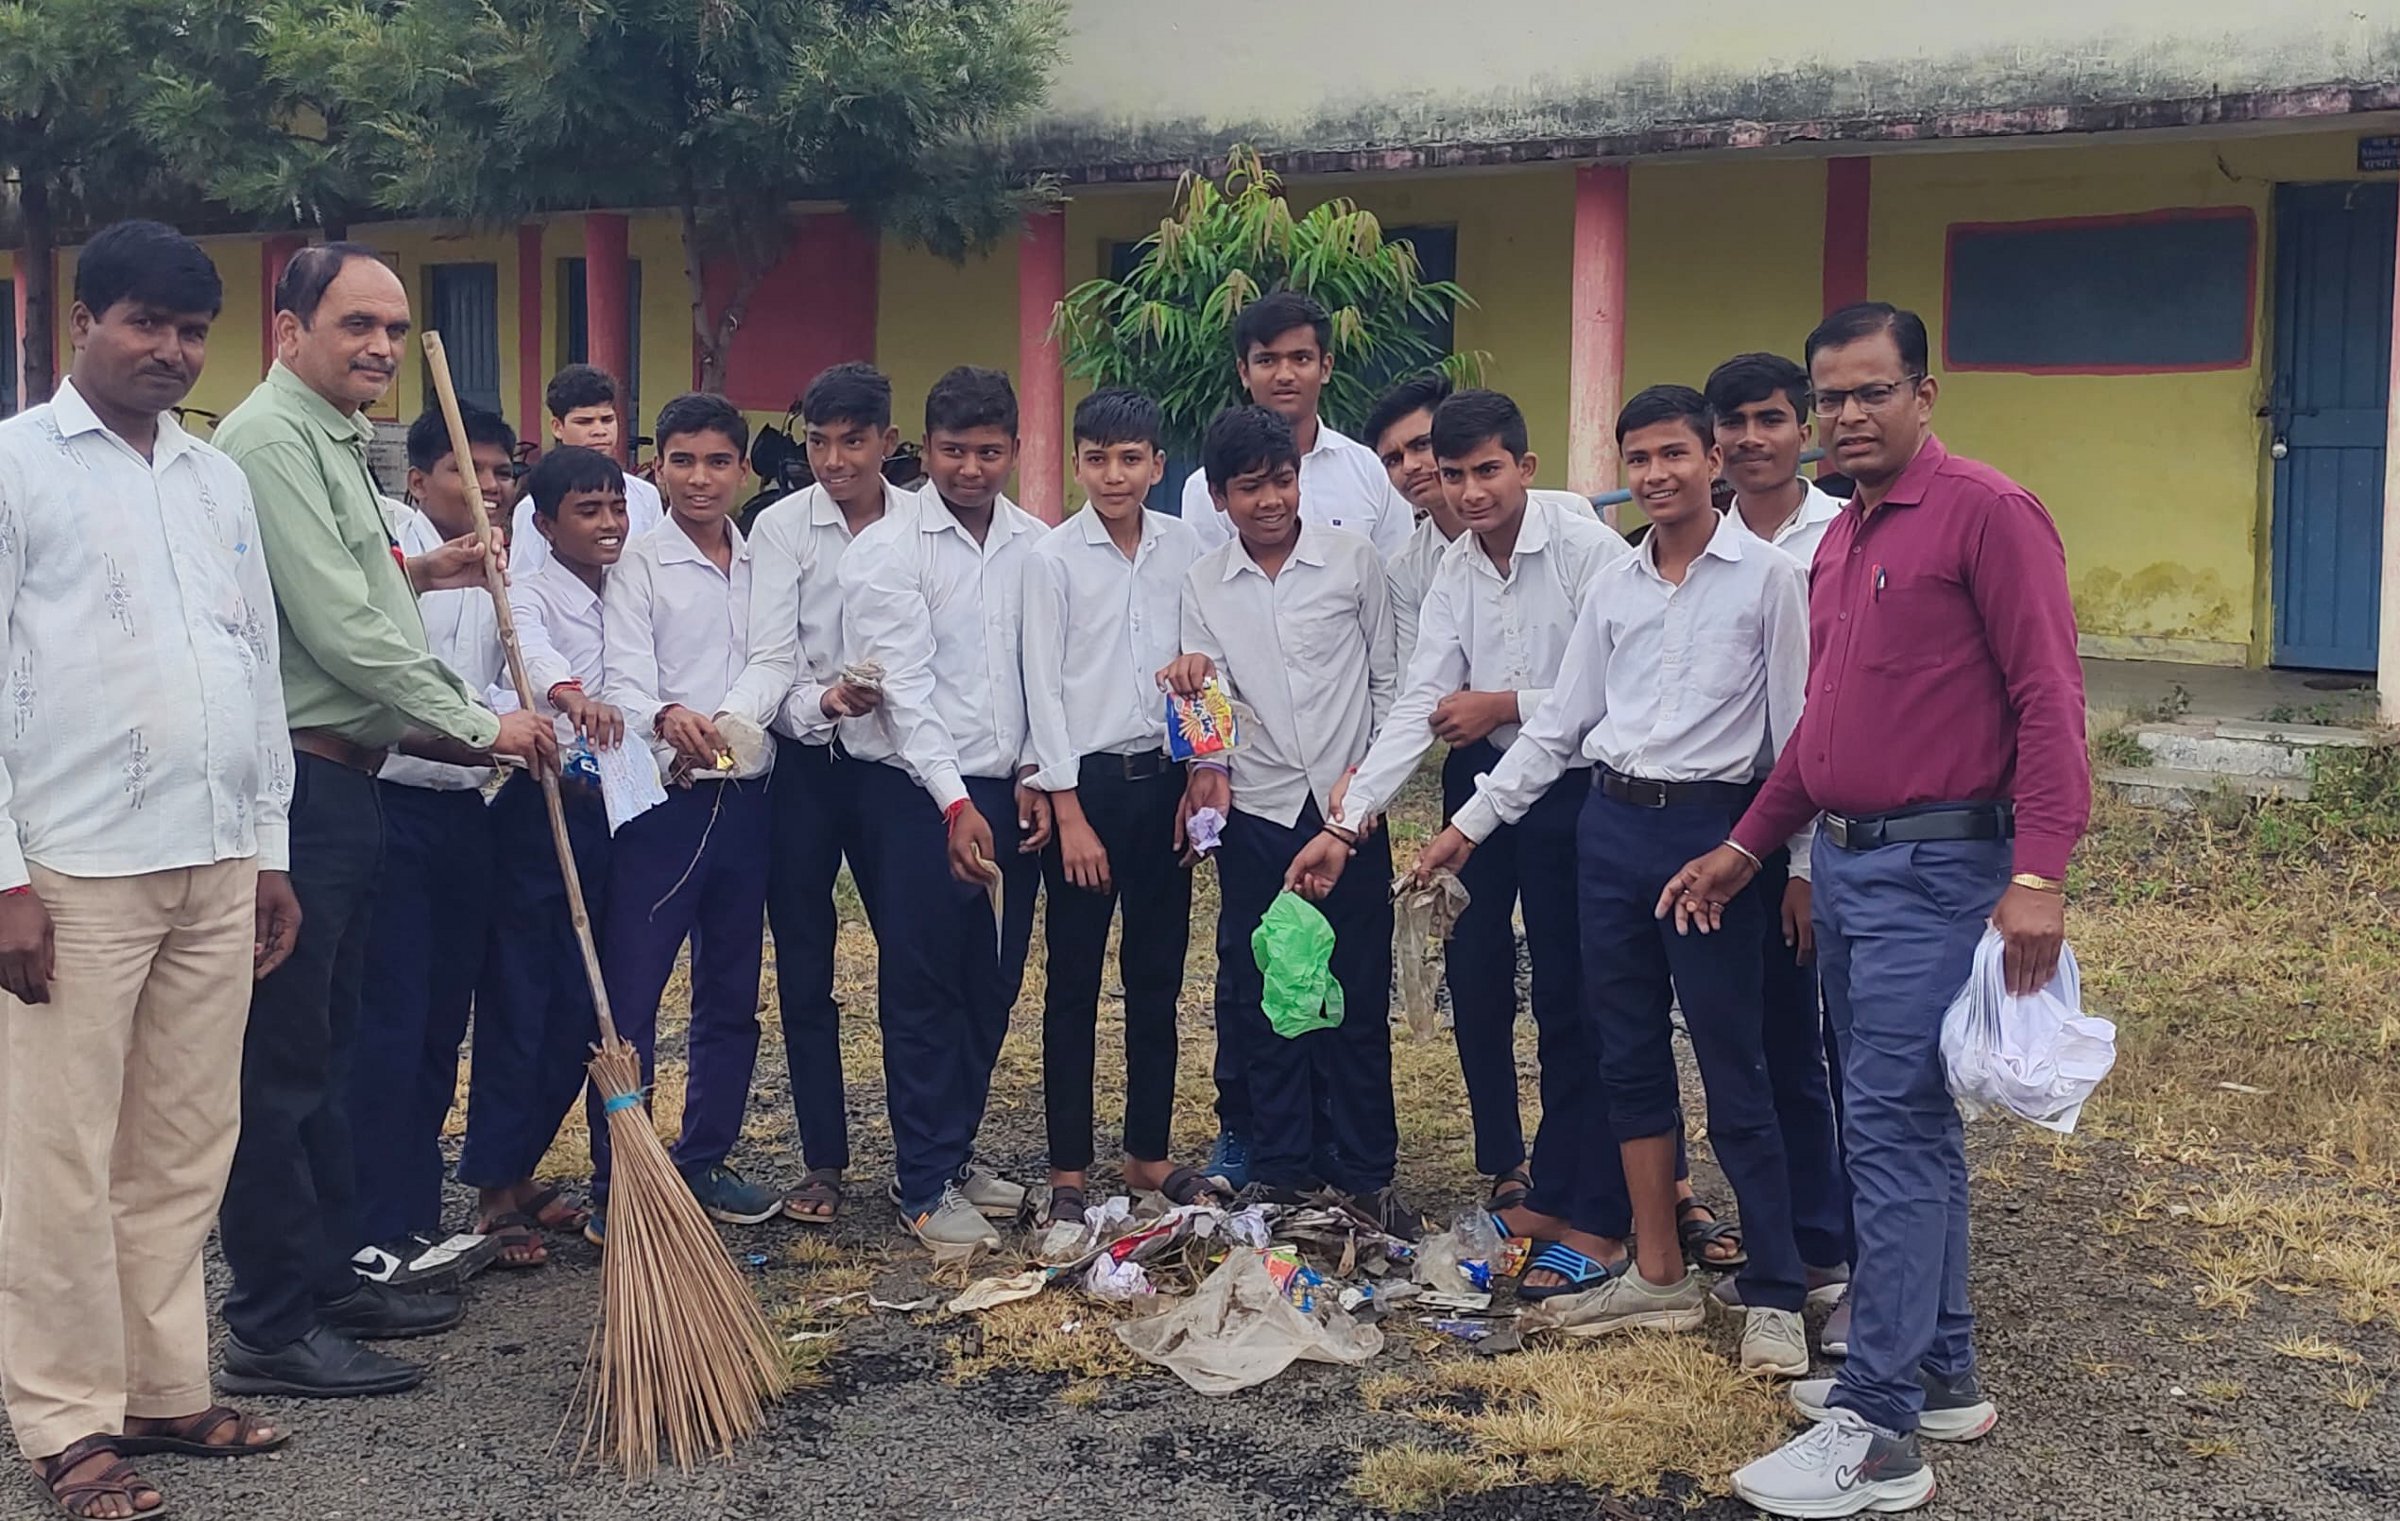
[50,378,201,467]
[1304,418,1348,460]
[808,479,904,533]
[655,514,750,568]
[534,555,603,614]
[1631,510,1747,582]
[1875,434,1951,510]
[1736,479,1847,543]
[264,361,377,448]
[915,486,1028,550]
[1075,502,1157,553]
[1221,519,1327,581]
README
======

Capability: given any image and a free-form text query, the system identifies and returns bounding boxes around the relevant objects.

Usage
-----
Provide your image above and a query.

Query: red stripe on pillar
[583,214,632,460]
[516,224,545,445]
[1822,158,1873,314]
[1016,207,1068,525]
[1569,164,1630,515]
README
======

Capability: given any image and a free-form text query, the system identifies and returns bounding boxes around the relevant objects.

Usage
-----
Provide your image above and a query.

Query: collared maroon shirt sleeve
[1731,436,2091,879]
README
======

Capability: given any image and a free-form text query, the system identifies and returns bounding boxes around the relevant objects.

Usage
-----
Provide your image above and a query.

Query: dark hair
[1233,290,1331,361]
[75,220,223,319]
[802,361,893,432]
[653,392,749,454]
[1804,301,1931,376]
[1363,371,1453,456]
[1615,384,1713,447]
[924,365,1018,437]
[274,241,386,323]
[545,363,620,419]
[1072,387,1163,451]
[524,445,626,519]
[1704,352,1812,422]
[405,403,516,473]
[1431,388,1529,461]
[1202,405,1299,491]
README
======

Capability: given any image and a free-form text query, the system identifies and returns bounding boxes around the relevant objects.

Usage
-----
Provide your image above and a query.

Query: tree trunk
[18,174,56,407]
[677,197,771,397]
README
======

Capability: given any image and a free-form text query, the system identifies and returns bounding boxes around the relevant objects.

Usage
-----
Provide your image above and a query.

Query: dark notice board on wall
[1944,208,2256,373]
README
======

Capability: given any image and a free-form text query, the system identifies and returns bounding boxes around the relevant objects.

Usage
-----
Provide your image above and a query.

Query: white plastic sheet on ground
[1940,928,2117,1134]
[1115,1248,1383,1394]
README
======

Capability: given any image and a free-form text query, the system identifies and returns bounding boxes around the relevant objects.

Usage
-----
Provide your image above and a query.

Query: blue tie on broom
[422,334,789,1476]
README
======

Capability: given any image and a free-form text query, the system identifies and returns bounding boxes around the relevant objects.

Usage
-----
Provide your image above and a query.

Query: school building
[6,0,2399,710]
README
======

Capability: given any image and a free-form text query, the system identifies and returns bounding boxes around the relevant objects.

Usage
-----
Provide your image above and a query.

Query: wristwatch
[2009,872,2065,894]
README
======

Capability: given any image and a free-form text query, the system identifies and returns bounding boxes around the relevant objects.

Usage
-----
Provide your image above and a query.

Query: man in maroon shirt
[1662,303,2090,1518]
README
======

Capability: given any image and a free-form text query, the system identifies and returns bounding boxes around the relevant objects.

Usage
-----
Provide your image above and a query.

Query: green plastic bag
[1253,891,1345,1038]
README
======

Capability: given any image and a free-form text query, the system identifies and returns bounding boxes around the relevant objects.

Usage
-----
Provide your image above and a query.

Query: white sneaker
[1821,1295,1853,1357]
[957,1163,1028,1220]
[1743,1307,1811,1377]
[1731,1409,1935,1518]
[1541,1265,1708,1338]
[902,1185,1001,1249]
[1792,1370,1997,1443]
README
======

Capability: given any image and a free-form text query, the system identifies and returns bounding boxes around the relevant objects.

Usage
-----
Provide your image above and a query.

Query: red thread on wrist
[943,798,970,830]
[548,679,583,705]
[1,885,29,898]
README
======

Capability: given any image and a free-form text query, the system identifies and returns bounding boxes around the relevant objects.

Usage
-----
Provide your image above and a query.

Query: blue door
[424,263,503,416]
[2269,182,2395,672]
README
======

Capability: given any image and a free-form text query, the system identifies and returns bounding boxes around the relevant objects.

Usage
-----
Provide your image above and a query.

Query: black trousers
[765,736,880,1175]
[1038,757,1193,1172]
[219,753,387,1350]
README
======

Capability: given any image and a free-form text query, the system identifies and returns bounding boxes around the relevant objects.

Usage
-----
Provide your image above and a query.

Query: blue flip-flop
[1515,1241,1623,1302]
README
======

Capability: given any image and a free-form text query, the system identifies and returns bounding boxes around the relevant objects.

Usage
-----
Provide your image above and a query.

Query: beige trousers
[0,857,258,1459]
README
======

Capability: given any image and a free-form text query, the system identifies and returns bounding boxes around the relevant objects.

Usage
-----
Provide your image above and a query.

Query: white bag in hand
[1939,927,2116,1134]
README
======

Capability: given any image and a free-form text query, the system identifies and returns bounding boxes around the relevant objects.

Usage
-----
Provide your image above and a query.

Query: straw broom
[421,335,789,1477]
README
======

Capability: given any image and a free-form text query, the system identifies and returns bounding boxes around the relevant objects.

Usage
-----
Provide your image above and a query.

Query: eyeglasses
[1813,376,1924,416]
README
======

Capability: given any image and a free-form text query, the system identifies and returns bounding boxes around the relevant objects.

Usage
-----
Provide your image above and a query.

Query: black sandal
[1487,1165,1533,1213]
[1156,1165,1229,1208]
[117,1405,288,1459]
[783,1168,844,1226]
[32,1436,166,1520]
[1677,1195,1748,1271]
[519,1183,588,1234]
[1042,1183,1089,1228]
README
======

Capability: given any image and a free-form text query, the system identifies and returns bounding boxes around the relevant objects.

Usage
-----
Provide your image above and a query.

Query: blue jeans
[1758,847,1853,1270]
[1817,836,2010,1434]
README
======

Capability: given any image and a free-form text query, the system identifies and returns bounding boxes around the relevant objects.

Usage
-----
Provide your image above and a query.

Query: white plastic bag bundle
[1939,928,2117,1133]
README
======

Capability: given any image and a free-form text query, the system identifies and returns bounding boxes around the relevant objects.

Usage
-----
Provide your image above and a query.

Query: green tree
[255,0,1065,392]
[1053,147,1481,458]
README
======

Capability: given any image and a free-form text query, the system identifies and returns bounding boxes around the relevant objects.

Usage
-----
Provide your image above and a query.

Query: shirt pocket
[1690,627,1759,701]
[1280,602,1358,670]
[1858,577,1967,676]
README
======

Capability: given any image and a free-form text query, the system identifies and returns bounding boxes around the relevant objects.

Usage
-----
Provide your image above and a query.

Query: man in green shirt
[212,243,554,1400]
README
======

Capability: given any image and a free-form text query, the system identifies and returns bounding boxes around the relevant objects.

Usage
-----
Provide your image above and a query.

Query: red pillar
[584,213,632,459]
[516,224,546,445]
[1569,164,1630,518]
[9,273,26,412]
[1016,206,1068,525]
[1822,157,1873,314]
[260,233,305,372]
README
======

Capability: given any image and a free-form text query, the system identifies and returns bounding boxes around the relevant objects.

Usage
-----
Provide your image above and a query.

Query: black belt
[1595,766,1760,810]
[1082,749,1175,783]
[1822,802,2014,851]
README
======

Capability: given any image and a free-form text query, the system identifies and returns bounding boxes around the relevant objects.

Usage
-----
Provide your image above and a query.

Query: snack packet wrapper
[1166,678,1239,761]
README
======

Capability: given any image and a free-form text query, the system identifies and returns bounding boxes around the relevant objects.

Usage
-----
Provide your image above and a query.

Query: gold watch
[2009,872,2064,894]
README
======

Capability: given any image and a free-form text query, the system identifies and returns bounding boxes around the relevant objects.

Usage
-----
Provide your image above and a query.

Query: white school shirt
[1178,521,1396,829]
[1451,513,1813,873]
[510,554,608,741]
[839,485,1045,809]
[1730,479,1845,570]
[1022,506,1205,793]
[0,381,294,887]
[719,480,904,747]
[1179,420,1413,560]
[1338,494,1632,830]
[601,515,762,780]
[1388,489,1600,675]
[510,470,663,578]
[377,504,503,791]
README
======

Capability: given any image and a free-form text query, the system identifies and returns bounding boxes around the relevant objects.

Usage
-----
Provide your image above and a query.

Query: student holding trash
[1288,389,1629,1272]
[1662,303,2089,1520]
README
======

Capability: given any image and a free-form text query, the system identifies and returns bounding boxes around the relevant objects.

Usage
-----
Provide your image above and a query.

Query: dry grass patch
[2330,1372,2384,1411]
[943,1295,1151,1384]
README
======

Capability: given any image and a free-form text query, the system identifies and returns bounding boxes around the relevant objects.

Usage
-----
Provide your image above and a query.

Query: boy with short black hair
[1183,405,1417,1237]
[1023,387,1216,1223]
[459,445,630,1263]
[1415,385,1815,1373]
[344,402,518,1290]
[719,361,906,1224]
[841,366,1047,1249]
[594,392,780,1237]
[513,363,664,574]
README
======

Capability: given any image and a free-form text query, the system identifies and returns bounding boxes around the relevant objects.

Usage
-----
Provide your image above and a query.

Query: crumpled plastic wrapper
[946,1269,1049,1314]
[1036,1194,1137,1265]
[713,710,773,778]
[838,658,887,695]
[1391,869,1470,1041]
[1083,1254,1155,1303]
[1116,1249,1383,1394]
[1185,805,1226,855]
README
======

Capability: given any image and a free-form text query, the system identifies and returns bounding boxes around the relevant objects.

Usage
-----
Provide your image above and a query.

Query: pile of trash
[939,1191,1537,1394]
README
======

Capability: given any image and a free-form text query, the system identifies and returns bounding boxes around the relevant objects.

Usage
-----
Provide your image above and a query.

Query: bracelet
[548,679,583,704]
[942,798,970,830]
[0,885,28,898]
[1320,825,1358,854]
[1723,838,1763,870]
[2010,872,2065,894]
[1191,759,1230,776]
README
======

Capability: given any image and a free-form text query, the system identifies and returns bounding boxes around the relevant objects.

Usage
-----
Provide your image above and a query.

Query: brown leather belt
[290,728,390,774]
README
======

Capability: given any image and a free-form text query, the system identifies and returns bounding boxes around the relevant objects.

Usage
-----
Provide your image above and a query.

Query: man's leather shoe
[216,1326,426,1398]
[321,1279,465,1340]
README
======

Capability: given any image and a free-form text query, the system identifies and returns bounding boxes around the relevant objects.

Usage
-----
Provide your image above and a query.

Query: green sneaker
[683,1164,783,1225]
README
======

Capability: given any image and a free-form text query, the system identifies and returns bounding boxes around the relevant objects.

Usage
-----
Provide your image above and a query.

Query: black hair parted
[1704,352,1812,422]
[653,392,749,454]
[803,361,894,432]
[1072,386,1163,451]
[1202,405,1299,491]
[405,403,516,473]
[273,241,386,322]
[545,363,620,419]
[1233,290,1331,361]
[924,365,1019,437]
[524,445,626,519]
[1362,371,1453,456]
[1431,387,1529,461]
[1805,301,1931,376]
[1614,384,1713,447]
[75,220,223,320]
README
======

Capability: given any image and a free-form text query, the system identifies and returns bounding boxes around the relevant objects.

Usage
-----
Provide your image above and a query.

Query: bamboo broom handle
[422,333,621,1047]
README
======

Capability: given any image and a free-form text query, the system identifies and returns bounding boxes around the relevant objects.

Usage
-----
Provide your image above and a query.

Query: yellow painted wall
[876,237,1020,447]
[1625,158,1827,403]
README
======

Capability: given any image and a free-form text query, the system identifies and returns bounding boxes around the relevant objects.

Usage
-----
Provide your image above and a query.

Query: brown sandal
[32,1436,166,1520]
[783,1168,843,1225]
[117,1404,286,1459]
[519,1184,588,1234]
[476,1210,548,1269]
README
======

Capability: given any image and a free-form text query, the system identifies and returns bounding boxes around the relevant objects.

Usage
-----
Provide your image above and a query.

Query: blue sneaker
[1206,1129,1252,1191]
[583,1204,606,1248]
[683,1163,783,1225]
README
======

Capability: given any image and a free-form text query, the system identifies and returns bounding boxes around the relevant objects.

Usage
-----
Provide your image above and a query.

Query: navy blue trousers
[459,774,610,1189]
[1577,788,1806,1314]
[1213,802,1398,1194]
[854,762,1039,1215]
[591,778,771,1199]
[1758,846,1855,1269]
[1818,836,2009,1434]
[765,736,880,1175]
[348,781,494,1244]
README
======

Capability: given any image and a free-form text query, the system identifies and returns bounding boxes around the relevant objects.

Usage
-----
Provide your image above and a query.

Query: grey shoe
[1822,1295,1853,1357]
[957,1163,1028,1220]
[902,1185,1002,1249]
[1742,1307,1811,1378]
[1732,1409,1934,1518]
[1713,1263,1851,1310]
[1538,1265,1708,1338]
[1792,1368,1997,1443]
